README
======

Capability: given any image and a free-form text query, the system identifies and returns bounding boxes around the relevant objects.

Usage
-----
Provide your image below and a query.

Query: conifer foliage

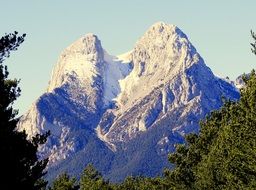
[0,32,49,190]
[251,30,256,55]
[49,173,79,190]
[80,164,112,190]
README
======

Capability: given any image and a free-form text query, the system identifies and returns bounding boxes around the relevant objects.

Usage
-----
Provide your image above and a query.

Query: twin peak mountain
[18,22,239,181]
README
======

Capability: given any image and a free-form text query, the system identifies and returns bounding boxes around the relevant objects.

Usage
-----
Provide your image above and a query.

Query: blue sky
[1,1,256,114]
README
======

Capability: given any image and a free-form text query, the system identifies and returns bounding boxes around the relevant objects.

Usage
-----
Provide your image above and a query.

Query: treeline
[48,163,164,190]
[1,31,256,190]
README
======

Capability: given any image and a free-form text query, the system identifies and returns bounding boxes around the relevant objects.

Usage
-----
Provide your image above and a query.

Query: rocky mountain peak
[143,22,179,38]
[131,22,197,75]
[78,33,104,57]
[135,22,187,48]
[47,33,104,92]
[114,22,202,113]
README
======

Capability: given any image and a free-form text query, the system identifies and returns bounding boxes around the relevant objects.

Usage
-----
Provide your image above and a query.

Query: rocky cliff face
[18,22,239,181]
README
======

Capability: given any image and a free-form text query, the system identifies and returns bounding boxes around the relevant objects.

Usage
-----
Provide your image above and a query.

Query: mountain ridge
[18,22,240,182]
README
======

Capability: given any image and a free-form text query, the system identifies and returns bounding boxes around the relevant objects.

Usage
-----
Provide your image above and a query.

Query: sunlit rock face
[18,22,239,182]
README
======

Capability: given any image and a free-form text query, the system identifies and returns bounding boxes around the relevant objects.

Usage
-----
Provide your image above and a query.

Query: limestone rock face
[18,22,239,182]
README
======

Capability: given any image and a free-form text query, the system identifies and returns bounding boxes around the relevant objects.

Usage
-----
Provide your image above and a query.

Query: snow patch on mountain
[102,51,132,106]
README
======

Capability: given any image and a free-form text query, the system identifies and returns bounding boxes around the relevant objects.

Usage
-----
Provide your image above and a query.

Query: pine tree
[117,176,166,190]
[0,32,49,189]
[49,173,79,190]
[251,30,256,55]
[80,164,112,190]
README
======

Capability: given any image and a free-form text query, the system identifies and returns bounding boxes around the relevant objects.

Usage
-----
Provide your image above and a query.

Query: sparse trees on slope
[0,32,49,189]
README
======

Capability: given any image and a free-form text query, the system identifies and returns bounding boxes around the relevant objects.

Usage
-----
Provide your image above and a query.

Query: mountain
[18,22,240,182]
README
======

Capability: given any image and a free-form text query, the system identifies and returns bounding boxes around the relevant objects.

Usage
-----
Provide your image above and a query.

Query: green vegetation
[80,164,112,190]
[49,164,166,190]
[49,173,78,190]
[0,32,49,189]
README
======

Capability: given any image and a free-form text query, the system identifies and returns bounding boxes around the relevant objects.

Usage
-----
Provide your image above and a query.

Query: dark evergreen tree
[0,32,49,189]
[80,164,113,190]
[48,173,79,190]
[251,30,256,55]
[117,176,166,190]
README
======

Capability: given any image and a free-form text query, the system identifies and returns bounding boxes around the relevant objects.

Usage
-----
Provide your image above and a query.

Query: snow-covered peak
[137,22,186,47]
[64,33,104,61]
[47,33,104,92]
[115,22,200,110]
[145,22,178,36]
[79,33,103,57]
[132,22,195,72]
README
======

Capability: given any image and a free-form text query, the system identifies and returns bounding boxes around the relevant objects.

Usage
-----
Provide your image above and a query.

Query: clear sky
[1,1,256,115]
